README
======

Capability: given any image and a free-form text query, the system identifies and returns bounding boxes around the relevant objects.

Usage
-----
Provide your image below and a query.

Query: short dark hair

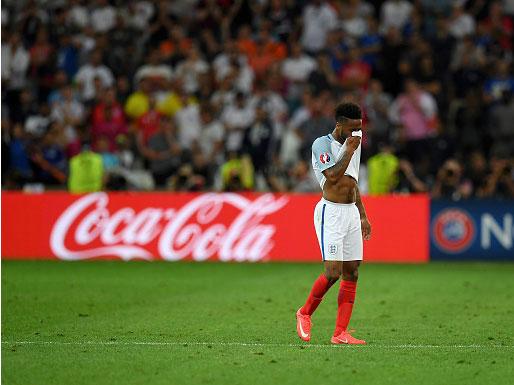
[335,102,362,122]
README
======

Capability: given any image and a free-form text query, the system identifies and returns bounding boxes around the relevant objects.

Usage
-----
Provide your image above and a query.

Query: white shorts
[313,198,363,262]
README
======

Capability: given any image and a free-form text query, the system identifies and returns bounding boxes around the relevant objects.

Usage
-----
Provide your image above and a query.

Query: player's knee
[324,267,341,282]
[342,267,359,282]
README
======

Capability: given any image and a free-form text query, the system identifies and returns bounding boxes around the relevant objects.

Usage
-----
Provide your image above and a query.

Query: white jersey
[311,133,361,189]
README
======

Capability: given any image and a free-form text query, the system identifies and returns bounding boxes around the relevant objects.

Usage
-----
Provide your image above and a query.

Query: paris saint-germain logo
[319,153,330,164]
[432,208,475,253]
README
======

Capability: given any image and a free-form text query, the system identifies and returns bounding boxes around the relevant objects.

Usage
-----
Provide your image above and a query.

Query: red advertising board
[1,192,429,263]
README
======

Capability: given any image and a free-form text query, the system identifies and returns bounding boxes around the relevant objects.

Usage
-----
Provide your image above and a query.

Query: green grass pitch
[2,260,514,385]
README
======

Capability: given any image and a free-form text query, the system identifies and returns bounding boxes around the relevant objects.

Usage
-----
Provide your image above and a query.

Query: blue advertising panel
[431,200,514,260]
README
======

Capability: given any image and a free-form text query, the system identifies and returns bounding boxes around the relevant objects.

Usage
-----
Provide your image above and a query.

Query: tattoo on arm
[323,150,354,181]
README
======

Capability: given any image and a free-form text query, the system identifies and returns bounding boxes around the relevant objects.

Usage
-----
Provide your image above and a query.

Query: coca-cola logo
[50,193,289,262]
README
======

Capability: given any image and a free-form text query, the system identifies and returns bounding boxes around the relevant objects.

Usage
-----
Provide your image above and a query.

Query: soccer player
[296,102,371,345]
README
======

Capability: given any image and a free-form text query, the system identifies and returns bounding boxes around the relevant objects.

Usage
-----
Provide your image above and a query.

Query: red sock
[334,280,357,336]
[300,274,335,316]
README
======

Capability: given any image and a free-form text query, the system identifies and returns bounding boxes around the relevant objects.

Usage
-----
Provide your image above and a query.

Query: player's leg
[334,260,360,336]
[297,202,343,341]
[300,261,341,316]
[296,261,341,341]
[300,201,344,316]
[331,205,365,344]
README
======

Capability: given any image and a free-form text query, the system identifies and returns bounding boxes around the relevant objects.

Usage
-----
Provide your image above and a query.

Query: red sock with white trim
[300,274,335,316]
[334,280,357,336]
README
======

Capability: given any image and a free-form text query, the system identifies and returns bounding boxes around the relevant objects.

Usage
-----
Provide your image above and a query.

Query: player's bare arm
[321,137,360,203]
[356,186,371,240]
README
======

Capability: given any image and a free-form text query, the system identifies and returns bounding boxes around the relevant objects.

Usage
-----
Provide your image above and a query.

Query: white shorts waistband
[320,197,356,207]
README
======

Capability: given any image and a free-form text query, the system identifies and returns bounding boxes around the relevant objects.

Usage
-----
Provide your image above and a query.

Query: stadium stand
[1,0,513,198]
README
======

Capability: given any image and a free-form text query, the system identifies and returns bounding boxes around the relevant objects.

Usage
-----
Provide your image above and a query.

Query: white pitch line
[2,341,513,349]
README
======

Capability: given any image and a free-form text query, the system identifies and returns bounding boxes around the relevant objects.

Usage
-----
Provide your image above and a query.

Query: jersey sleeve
[312,137,336,172]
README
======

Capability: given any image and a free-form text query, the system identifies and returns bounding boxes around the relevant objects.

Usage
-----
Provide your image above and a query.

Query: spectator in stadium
[194,0,224,40]
[298,96,333,160]
[282,41,318,88]
[301,0,338,54]
[451,45,485,99]
[221,151,254,191]
[298,97,333,159]
[17,0,48,46]
[396,159,428,193]
[174,91,202,151]
[56,32,79,80]
[360,16,382,72]
[449,2,476,39]
[324,28,349,75]
[481,0,513,51]
[245,22,287,76]
[380,0,413,33]
[9,88,37,125]
[121,1,154,32]
[91,87,127,152]
[90,0,117,34]
[199,104,224,166]
[339,47,372,91]
[340,0,368,39]
[133,48,173,89]
[367,143,399,195]
[483,59,514,104]
[364,79,393,152]
[249,79,288,136]
[380,26,407,95]
[107,16,142,79]
[68,142,104,193]
[143,116,183,187]
[135,94,163,165]
[464,150,489,197]
[211,75,236,110]
[168,164,192,191]
[242,103,274,179]
[389,79,438,163]
[222,92,255,152]
[307,51,339,95]
[290,159,318,192]
[96,136,119,171]
[430,16,455,77]
[29,27,54,102]
[415,55,442,102]
[67,0,90,31]
[50,84,84,147]
[265,0,294,42]
[31,124,67,186]
[431,159,472,200]
[280,91,314,167]
[174,45,209,95]
[24,102,51,139]
[74,49,114,103]
[489,90,514,158]
[481,158,514,199]
[453,90,485,152]
[7,124,33,187]
[2,32,31,98]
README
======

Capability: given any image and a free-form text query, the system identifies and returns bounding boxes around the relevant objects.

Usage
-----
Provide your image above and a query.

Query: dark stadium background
[2,0,512,196]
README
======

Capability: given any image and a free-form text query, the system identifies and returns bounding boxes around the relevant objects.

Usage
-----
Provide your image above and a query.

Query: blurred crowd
[1,0,513,199]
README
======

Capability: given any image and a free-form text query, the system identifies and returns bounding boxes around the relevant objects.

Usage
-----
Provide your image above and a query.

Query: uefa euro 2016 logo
[432,209,476,253]
[319,153,331,164]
